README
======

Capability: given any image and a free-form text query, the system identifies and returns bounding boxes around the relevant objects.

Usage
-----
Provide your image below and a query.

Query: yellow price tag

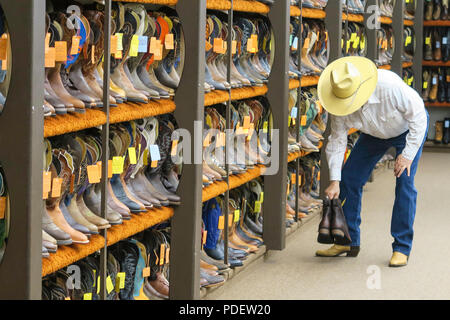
[128,147,137,165]
[112,156,124,174]
[234,210,240,222]
[254,201,261,213]
[106,276,114,294]
[115,272,126,292]
[129,35,139,57]
[83,293,92,300]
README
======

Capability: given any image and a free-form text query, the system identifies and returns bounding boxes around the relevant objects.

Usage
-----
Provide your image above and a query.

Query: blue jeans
[340,119,428,256]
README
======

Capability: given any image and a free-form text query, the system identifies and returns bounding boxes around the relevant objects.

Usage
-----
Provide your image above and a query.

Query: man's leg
[340,133,390,247]
[390,131,427,256]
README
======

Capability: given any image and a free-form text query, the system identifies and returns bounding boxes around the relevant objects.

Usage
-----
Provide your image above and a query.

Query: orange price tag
[108,160,113,179]
[69,174,75,193]
[151,160,158,168]
[149,37,158,54]
[247,37,254,53]
[45,33,50,53]
[228,214,233,227]
[159,244,165,266]
[0,197,6,219]
[205,39,213,51]
[213,38,223,53]
[51,178,62,198]
[222,40,227,54]
[231,40,237,55]
[87,165,100,184]
[142,267,150,278]
[110,35,118,55]
[251,34,258,52]
[243,116,251,129]
[171,140,178,156]
[45,47,56,68]
[55,41,67,62]
[202,230,207,245]
[301,115,307,126]
[70,36,80,55]
[153,42,163,60]
[165,33,174,50]
[115,50,122,59]
[291,173,296,184]
[165,248,170,264]
[91,45,95,64]
[0,38,7,60]
[218,215,225,230]
[303,37,310,49]
[43,171,52,194]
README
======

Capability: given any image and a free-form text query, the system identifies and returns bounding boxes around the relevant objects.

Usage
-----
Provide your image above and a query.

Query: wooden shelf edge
[425,102,450,107]
[233,0,270,14]
[44,100,176,138]
[422,60,450,67]
[423,20,450,27]
[202,165,266,202]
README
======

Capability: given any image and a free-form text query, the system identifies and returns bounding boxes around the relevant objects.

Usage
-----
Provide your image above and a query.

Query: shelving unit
[0,0,426,300]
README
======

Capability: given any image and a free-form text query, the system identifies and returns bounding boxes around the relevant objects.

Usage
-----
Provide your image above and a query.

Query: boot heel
[346,246,360,257]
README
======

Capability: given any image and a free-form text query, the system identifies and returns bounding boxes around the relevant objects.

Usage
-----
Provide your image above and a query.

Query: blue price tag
[292,37,298,50]
[138,36,148,53]
[291,107,298,118]
[149,145,161,161]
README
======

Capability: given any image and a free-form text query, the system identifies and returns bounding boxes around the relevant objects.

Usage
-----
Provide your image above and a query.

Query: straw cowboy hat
[318,56,378,116]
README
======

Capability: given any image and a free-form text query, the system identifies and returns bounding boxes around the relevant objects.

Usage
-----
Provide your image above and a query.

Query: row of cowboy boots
[342,22,367,58]
[288,87,327,154]
[422,68,450,102]
[42,227,172,300]
[425,0,449,20]
[203,97,272,186]
[286,153,323,223]
[202,179,265,271]
[424,27,450,62]
[204,14,272,92]
[42,116,181,257]
[290,18,329,77]
[44,2,183,116]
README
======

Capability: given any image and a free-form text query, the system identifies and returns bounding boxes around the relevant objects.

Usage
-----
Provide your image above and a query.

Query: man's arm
[325,115,350,182]
[392,85,427,177]
[395,86,428,161]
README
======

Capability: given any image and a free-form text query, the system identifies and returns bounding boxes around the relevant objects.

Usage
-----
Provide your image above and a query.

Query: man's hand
[394,154,413,178]
[325,181,340,199]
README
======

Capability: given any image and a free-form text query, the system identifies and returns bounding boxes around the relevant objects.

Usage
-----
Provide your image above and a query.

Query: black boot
[317,198,333,244]
[443,118,450,144]
[438,71,446,102]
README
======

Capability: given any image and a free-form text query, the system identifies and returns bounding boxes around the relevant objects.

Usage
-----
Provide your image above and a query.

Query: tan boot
[389,252,408,267]
[315,244,360,257]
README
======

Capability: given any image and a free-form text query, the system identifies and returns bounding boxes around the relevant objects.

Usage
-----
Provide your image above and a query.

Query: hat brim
[318,57,378,116]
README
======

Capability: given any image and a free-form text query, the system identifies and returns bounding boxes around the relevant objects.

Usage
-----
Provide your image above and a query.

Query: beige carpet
[206,152,450,300]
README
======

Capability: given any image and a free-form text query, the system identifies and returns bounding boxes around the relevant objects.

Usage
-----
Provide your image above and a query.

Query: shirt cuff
[329,170,342,182]
[401,146,418,161]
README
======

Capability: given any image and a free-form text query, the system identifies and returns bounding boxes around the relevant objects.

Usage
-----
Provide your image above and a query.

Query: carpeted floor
[205,152,450,300]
